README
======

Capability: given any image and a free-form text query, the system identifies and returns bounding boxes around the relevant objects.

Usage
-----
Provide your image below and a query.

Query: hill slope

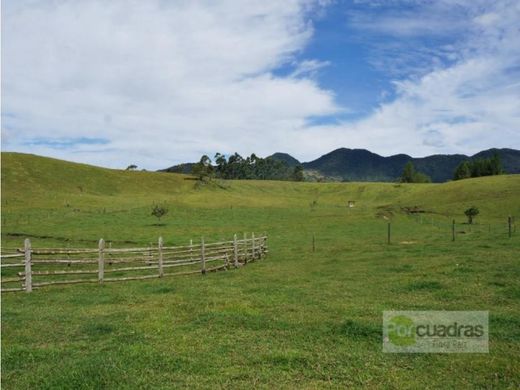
[2,152,520,388]
[2,152,519,233]
[1,152,194,209]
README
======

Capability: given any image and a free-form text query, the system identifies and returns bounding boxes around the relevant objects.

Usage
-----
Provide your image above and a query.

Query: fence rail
[1,234,268,293]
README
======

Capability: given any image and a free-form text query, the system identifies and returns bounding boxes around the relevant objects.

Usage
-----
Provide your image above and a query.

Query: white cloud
[474,12,500,27]
[290,59,330,78]
[1,0,519,168]
[2,0,338,168]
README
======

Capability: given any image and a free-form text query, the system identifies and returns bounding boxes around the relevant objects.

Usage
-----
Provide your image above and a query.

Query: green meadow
[1,152,520,388]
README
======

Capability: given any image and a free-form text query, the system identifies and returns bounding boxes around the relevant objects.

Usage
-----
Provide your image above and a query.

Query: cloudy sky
[2,0,520,169]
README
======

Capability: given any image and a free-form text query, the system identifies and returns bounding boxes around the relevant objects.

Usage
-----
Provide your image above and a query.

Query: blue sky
[300,1,461,117]
[273,2,393,121]
[2,0,519,169]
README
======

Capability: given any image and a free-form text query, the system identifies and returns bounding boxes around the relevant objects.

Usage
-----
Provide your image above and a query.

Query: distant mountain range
[161,148,520,182]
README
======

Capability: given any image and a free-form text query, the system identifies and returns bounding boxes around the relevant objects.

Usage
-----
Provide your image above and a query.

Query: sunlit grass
[1,152,519,388]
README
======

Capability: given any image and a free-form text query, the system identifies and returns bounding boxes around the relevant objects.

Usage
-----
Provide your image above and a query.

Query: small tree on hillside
[400,162,431,183]
[490,153,503,175]
[151,204,168,222]
[292,165,305,182]
[464,206,479,224]
[126,164,138,171]
[400,162,415,183]
[412,171,432,183]
[192,155,214,182]
[453,161,471,180]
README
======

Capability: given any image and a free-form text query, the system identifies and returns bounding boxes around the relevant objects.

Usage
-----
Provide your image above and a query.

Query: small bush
[464,206,479,224]
[151,204,168,221]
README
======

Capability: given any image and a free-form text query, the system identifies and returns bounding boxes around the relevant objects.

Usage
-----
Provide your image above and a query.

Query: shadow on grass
[404,280,443,291]
[331,319,381,341]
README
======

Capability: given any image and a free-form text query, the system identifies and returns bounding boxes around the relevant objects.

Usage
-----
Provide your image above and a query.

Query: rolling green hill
[2,152,519,232]
[1,152,519,388]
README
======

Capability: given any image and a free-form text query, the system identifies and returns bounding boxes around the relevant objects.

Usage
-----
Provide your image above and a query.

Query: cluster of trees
[192,153,304,182]
[400,162,431,183]
[453,154,502,180]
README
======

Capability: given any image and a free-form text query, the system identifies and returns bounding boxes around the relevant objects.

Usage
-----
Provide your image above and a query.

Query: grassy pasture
[1,152,520,388]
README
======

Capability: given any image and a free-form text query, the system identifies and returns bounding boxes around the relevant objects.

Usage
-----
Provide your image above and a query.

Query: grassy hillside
[2,152,520,388]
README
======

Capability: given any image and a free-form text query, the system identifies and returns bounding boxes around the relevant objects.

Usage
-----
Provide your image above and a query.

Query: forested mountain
[302,148,520,182]
[161,153,304,181]
[160,148,520,182]
[267,153,301,167]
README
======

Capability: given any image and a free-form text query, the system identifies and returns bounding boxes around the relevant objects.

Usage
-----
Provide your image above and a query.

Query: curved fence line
[1,234,268,293]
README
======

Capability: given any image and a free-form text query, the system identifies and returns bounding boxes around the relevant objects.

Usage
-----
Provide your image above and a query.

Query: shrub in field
[151,204,168,222]
[464,206,479,224]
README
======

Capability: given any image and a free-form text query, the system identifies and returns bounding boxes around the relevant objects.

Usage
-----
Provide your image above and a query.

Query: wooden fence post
[24,238,32,293]
[509,216,512,238]
[452,220,455,242]
[224,253,229,270]
[243,233,248,265]
[233,234,239,268]
[312,233,316,252]
[158,236,164,277]
[98,238,105,283]
[252,232,255,260]
[200,237,206,274]
[387,223,391,244]
[262,232,267,258]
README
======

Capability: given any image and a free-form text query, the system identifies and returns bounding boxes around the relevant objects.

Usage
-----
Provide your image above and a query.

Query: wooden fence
[0,234,268,293]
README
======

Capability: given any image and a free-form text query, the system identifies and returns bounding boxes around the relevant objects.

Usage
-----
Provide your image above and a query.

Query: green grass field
[2,152,520,388]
